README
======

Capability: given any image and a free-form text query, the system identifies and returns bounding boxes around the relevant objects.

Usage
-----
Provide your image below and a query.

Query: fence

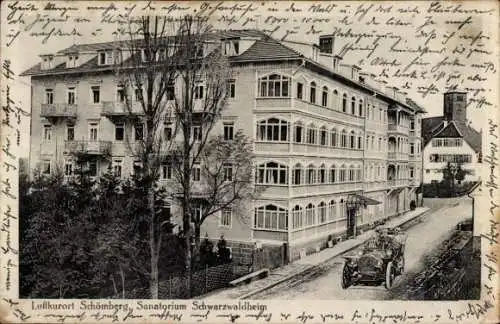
[252,244,287,271]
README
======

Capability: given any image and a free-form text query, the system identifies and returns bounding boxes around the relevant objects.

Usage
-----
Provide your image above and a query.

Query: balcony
[291,182,362,197]
[388,123,409,136]
[364,181,387,192]
[388,152,409,161]
[64,140,112,156]
[41,103,77,122]
[387,179,408,188]
[101,101,144,122]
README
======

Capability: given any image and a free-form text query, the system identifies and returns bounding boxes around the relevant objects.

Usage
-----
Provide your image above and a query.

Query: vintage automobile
[341,227,407,289]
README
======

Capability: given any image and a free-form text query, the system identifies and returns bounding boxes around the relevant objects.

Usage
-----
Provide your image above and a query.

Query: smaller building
[422,91,482,184]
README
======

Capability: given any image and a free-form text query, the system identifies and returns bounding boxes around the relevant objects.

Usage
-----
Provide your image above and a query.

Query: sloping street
[252,198,472,300]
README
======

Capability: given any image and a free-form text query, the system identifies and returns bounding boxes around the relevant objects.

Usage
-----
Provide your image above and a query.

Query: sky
[2,0,498,159]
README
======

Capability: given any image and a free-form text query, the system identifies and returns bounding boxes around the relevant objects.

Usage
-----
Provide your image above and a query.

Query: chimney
[333,55,342,71]
[351,65,361,81]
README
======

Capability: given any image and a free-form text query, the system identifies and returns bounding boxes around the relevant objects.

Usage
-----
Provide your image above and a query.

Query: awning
[352,194,381,205]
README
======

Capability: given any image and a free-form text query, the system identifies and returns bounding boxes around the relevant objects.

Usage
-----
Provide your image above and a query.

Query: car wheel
[385,261,395,289]
[341,262,351,289]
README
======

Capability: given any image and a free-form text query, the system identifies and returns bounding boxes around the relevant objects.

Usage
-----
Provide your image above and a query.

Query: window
[223,163,233,181]
[254,205,288,230]
[410,167,414,179]
[113,159,122,178]
[45,89,54,104]
[192,125,202,141]
[296,82,303,99]
[292,164,303,185]
[341,130,347,147]
[135,87,143,101]
[330,165,337,183]
[410,120,415,130]
[66,124,74,141]
[117,85,126,102]
[349,131,355,149]
[306,164,316,184]
[157,47,167,61]
[358,136,362,149]
[43,125,52,141]
[220,208,232,227]
[67,87,76,105]
[306,125,316,144]
[342,94,347,112]
[227,80,235,98]
[292,205,304,229]
[192,164,201,181]
[64,161,73,176]
[257,118,288,142]
[194,82,204,99]
[319,164,326,183]
[320,127,327,145]
[259,74,290,97]
[348,165,355,182]
[134,124,144,141]
[310,82,316,103]
[256,162,288,185]
[88,160,98,177]
[41,161,51,175]
[322,86,328,106]
[132,161,142,175]
[351,96,356,114]
[166,82,175,100]
[91,86,100,103]
[115,123,124,141]
[89,122,98,141]
[318,202,327,223]
[294,123,303,143]
[305,203,315,226]
[331,128,337,147]
[456,94,464,102]
[161,163,172,180]
[329,200,337,221]
[164,123,173,141]
[358,99,363,116]
[339,165,346,182]
[410,143,415,154]
[332,90,339,109]
[98,52,106,65]
[223,122,234,141]
[378,137,382,150]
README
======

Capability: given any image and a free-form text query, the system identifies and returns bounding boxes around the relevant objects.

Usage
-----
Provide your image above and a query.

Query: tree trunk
[194,223,201,263]
[148,184,159,299]
[119,266,126,299]
[182,119,193,298]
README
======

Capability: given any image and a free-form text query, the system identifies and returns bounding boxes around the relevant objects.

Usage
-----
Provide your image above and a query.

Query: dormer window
[67,54,79,68]
[41,55,54,69]
[98,50,113,65]
[223,40,239,56]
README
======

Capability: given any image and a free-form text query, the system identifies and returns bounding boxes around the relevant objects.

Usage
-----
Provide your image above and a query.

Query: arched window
[292,163,303,185]
[329,200,337,221]
[292,205,304,229]
[348,165,355,182]
[358,134,362,149]
[319,164,326,183]
[310,82,316,103]
[378,137,382,150]
[330,164,337,183]
[307,124,316,144]
[259,74,290,97]
[256,162,288,185]
[319,126,328,145]
[305,203,315,226]
[356,165,362,181]
[341,130,347,147]
[358,99,363,116]
[339,199,346,218]
[370,165,374,181]
[294,122,303,143]
[254,204,288,230]
[342,94,347,112]
[349,131,356,149]
[367,105,371,120]
[331,128,338,147]
[321,86,328,107]
[351,96,356,114]
[306,164,316,184]
[332,90,339,109]
[318,201,327,223]
[339,164,346,182]
[256,118,288,142]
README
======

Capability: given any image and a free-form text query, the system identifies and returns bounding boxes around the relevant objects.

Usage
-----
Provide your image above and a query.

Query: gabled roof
[230,38,302,62]
[422,117,482,153]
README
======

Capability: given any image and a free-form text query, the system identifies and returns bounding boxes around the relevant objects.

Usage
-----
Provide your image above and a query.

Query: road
[253,198,472,300]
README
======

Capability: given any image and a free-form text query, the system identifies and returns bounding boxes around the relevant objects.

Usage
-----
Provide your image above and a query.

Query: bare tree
[115,15,232,297]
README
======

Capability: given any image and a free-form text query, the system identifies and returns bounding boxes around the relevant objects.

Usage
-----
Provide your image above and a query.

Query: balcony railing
[101,101,143,117]
[388,152,409,161]
[41,103,77,118]
[65,140,112,156]
[387,179,408,187]
[388,123,409,135]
